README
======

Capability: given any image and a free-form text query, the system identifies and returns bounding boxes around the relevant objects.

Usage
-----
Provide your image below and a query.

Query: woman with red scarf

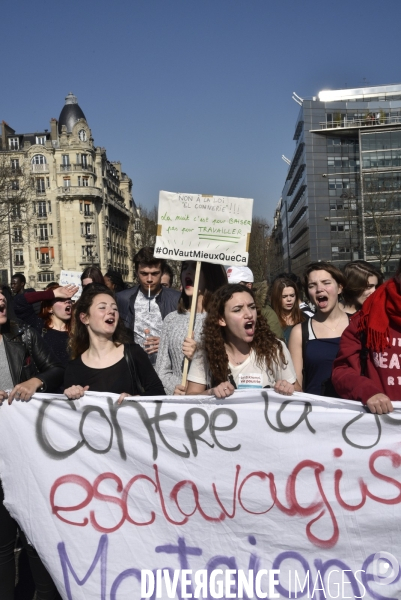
[331,263,401,414]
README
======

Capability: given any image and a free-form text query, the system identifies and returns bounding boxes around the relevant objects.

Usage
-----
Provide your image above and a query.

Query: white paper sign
[59,270,82,300]
[154,191,253,266]
[1,391,401,599]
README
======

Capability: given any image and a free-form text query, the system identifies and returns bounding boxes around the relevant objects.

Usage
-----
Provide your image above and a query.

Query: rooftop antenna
[292,92,303,106]
[282,155,291,165]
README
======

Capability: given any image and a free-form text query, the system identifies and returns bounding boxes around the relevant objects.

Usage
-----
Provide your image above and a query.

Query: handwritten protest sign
[1,391,401,599]
[154,191,253,266]
[59,270,82,300]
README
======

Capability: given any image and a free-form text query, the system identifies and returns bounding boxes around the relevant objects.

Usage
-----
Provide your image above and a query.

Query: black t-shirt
[64,344,165,396]
[64,356,133,394]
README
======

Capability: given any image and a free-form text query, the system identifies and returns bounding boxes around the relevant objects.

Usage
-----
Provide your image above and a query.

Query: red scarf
[358,278,401,352]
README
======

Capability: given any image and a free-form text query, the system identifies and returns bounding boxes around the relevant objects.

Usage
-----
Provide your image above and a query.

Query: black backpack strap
[301,318,310,392]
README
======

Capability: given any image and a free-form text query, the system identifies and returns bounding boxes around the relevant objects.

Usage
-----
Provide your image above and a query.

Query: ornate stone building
[0,92,139,287]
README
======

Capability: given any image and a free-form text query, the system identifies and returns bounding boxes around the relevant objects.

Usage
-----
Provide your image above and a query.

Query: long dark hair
[202,283,286,385]
[177,262,228,314]
[270,277,305,328]
[81,266,105,285]
[69,285,130,359]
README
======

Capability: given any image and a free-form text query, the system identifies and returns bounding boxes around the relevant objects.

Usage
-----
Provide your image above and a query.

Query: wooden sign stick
[181,261,202,387]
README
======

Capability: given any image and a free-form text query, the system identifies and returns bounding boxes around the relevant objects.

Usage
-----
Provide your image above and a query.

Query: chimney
[50,118,58,142]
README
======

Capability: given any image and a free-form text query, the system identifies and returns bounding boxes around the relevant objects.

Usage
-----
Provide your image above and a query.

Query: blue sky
[2,0,401,219]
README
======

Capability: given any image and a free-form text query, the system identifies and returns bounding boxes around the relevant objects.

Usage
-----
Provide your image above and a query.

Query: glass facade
[275,83,401,277]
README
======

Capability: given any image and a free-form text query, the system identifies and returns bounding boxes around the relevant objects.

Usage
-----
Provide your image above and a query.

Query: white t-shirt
[187,344,297,390]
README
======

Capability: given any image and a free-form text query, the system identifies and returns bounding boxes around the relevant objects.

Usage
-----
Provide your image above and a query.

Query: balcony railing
[14,260,24,266]
[317,114,401,130]
[57,185,102,198]
[37,258,54,266]
[59,165,71,172]
[31,164,49,174]
[12,237,23,244]
[36,189,46,195]
[73,163,94,172]
[36,212,48,219]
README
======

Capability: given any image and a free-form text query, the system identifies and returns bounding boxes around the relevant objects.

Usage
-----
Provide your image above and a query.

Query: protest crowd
[0,244,398,598]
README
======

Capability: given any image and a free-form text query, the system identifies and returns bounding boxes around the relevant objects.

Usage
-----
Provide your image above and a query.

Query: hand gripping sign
[154,191,254,385]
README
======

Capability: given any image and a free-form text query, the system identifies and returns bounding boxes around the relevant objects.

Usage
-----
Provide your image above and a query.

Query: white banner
[1,390,401,599]
[154,191,253,266]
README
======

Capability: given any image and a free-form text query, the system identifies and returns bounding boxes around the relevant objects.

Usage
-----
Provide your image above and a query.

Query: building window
[9,138,19,150]
[82,177,89,187]
[46,177,50,188]
[32,154,46,165]
[38,223,49,240]
[81,154,88,168]
[11,159,20,172]
[78,130,87,142]
[82,245,93,258]
[36,178,46,193]
[11,180,19,191]
[12,205,21,219]
[81,222,92,235]
[36,136,46,145]
[36,247,54,264]
[62,154,70,166]
[37,200,47,217]
[38,272,54,283]
[14,249,23,265]
[63,178,70,188]
[84,202,92,216]
[47,201,52,214]
[13,227,22,243]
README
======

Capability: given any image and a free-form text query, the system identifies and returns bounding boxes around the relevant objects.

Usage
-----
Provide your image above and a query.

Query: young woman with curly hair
[64,285,165,402]
[186,283,300,398]
[270,277,306,345]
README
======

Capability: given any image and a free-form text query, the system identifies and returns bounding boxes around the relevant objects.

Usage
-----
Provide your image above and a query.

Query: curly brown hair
[69,284,131,359]
[202,283,287,385]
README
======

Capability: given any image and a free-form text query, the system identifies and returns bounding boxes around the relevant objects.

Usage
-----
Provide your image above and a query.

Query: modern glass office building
[276,83,401,277]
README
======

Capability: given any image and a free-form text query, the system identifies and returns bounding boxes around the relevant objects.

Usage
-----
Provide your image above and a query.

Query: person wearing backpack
[289,262,350,396]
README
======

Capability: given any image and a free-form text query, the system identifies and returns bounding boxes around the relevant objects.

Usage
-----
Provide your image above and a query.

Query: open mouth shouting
[185,276,193,289]
[0,304,6,314]
[105,316,116,326]
[244,320,255,337]
[64,305,72,315]
[316,294,329,309]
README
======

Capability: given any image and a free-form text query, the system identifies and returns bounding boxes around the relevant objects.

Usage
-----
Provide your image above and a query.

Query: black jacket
[117,285,181,331]
[2,321,64,392]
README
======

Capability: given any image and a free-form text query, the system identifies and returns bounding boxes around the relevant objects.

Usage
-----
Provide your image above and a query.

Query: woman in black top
[13,283,78,366]
[64,285,165,401]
